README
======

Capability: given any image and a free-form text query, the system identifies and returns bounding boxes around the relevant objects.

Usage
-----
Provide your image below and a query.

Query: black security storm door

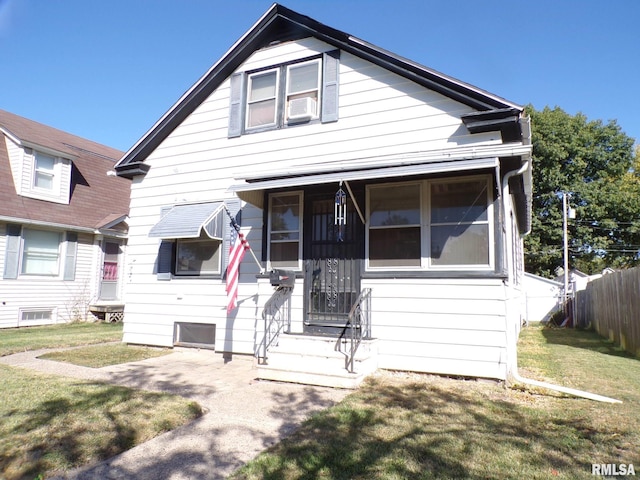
[303,189,364,335]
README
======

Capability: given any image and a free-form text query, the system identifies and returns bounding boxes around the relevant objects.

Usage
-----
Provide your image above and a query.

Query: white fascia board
[235,143,531,182]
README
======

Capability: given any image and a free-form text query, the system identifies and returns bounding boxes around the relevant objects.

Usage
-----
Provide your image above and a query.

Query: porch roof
[229,157,499,208]
[149,201,225,239]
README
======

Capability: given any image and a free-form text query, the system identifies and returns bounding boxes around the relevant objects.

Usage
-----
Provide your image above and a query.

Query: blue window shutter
[157,240,174,281]
[3,224,21,279]
[228,73,245,138]
[63,232,78,281]
[223,199,241,274]
[321,50,340,123]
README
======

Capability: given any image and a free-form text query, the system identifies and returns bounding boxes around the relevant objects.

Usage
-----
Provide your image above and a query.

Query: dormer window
[34,151,57,190]
[16,148,71,204]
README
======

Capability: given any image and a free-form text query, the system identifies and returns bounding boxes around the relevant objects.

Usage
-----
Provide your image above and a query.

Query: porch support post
[344,180,365,224]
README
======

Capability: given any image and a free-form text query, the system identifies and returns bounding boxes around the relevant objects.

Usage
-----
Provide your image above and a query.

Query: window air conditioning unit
[287,97,317,122]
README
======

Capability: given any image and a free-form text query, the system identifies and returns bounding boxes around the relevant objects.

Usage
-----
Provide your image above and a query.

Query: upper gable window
[285,60,321,122]
[246,69,279,129]
[229,51,339,138]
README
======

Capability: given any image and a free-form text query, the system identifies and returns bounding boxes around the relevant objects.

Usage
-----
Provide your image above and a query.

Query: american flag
[226,213,250,313]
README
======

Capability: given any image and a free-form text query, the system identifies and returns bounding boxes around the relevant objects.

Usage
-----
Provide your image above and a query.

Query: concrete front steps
[257,334,378,389]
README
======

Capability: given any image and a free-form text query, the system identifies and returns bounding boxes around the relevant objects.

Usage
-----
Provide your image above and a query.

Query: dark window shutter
[223,199,242,274]
[63,232,78,281]
[321,50,340,123]
[157,240,174,281]
[3,224,21,279]
[228,73,245,138]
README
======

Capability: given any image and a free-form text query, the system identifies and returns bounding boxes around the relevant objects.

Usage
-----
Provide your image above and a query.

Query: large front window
[175,234,222,276]
[367,175,493,270]
[268,192,302,269]
[368,184,421,267]
[21,228,61,275]
[430,179,490,266]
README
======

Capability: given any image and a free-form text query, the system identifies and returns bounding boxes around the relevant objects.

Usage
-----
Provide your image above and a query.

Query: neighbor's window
[368,183,421,267]
[246,69,279,129]
[429,178,491,267]
[21,228,61,275]
[175,234,222,276]
[268,192,302,269]
[34,151,57,190]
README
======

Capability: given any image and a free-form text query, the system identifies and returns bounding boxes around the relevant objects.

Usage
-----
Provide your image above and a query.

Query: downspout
[501,124,621,404]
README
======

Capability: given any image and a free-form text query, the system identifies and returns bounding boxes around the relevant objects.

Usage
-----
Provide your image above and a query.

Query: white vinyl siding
[0,225,102,328]
[119,37,522,378]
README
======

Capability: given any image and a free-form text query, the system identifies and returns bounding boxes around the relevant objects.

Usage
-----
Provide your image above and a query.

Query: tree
[524,105,639,278]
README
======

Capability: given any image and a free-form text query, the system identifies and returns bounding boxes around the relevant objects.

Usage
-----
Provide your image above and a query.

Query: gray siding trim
[63,232,78,281]
[228,72,245,138]
[3,223,21,279]
[321,50,340,123]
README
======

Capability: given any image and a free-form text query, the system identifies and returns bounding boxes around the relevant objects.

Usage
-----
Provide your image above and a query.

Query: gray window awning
[229,157,499,208]
[149,202,225,239]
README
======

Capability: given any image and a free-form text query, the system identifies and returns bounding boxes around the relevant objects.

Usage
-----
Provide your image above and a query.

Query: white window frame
[174,236,222,276]
[285,58,321,122]
[367,181,422,268]
[267,191,303,271]
[33,151,61,192]
[245,68,280,130]
[20,228,62,277]
[366,174,494,271]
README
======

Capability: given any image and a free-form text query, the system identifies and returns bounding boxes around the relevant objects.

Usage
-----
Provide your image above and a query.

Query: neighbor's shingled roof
[0,109,130,231]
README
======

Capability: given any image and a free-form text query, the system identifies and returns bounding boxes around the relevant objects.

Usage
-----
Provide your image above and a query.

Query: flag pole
[223,205,265,274]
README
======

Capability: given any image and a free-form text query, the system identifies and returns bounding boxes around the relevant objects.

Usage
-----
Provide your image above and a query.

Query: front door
[304,190,363,335]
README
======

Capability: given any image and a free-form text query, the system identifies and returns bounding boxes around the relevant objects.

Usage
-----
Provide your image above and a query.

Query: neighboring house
[0,109,131,328]
[522,273,562,322]
[114,5,533,387]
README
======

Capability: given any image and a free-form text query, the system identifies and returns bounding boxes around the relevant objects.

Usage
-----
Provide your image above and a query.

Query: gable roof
[115,3,525,177]
[0,109,131,231]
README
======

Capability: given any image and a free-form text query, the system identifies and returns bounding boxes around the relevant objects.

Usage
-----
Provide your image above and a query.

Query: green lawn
[231,324,640,480]
[0,321,124,357]
[0,322,202,480]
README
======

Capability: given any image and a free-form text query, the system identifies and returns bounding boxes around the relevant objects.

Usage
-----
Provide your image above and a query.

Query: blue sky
[1,0,638,153]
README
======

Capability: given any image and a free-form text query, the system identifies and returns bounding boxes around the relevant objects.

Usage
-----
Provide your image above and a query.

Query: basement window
[173,322,215,349]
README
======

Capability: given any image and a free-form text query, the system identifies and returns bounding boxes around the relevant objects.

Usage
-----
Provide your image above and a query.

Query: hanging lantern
[335,182,347,242]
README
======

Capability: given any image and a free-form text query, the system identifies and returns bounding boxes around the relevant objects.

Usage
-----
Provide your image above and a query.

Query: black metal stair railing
[344,288,372,373]
[258,286,293,364]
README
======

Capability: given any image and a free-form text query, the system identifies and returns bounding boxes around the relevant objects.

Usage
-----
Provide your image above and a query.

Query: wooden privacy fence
[574,267,640,357]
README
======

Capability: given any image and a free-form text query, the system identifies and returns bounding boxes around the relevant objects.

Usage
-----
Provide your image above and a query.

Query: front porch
[255,280,377,389]
[257,334,379,389]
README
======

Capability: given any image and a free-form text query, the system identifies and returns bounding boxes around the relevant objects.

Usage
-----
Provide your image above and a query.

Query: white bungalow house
[114,4,533,387]
[0,109,131,328]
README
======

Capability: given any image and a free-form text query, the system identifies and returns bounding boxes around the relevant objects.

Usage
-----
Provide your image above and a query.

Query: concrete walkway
[0,347,349,479]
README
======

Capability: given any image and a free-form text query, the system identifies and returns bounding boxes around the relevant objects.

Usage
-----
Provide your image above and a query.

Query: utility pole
[562,192,576,322]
